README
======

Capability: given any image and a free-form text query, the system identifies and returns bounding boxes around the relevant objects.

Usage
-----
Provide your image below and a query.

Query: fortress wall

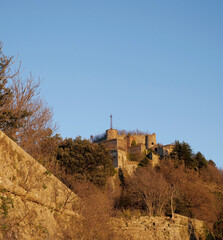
[128,144,146,154]
[155,146,164,157]
[111,215,205,240]
[151,153,160,167]
[0,130,80,239]
[117,150,128,169]
[110,150,118,167]
[117,135,126,141]
[125,135,145,148]
[126,135,133,148]
[103,139,117,151]
[127,145,146,161]
[131,135,146,145]
[0,131,79,210]
[124,163,137,175]
[116,139,127,152]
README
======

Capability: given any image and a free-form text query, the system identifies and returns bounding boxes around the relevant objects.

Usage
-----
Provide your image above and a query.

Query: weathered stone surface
[0,131,80,239]
[111,215,205,240]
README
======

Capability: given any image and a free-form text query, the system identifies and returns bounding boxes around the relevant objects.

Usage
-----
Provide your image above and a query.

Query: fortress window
[152,142,154,145]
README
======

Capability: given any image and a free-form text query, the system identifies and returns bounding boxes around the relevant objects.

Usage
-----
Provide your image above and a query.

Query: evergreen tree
[172,141,196,169]
[193,151,207,170]
[57,137,115,187]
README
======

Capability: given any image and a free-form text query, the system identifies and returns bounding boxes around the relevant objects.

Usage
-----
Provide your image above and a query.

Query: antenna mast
[110,114,113,129]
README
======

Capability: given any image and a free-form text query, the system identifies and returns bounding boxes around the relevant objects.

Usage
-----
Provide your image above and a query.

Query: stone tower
[146,133,156,149]
[106,129,118,140]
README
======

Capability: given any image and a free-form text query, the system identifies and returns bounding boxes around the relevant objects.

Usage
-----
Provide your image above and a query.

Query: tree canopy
[171,141,209,171]
[56,137,115,187]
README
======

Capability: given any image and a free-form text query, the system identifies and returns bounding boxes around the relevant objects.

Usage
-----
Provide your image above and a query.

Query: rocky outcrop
[0,131,80,239]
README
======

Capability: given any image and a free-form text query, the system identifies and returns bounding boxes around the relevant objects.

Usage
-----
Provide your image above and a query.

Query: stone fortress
[92,115,173,174]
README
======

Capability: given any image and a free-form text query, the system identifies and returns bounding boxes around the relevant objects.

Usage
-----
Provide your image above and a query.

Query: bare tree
[0,43,56,159]
[179,169,217,224]
[9,74,56,158]
[160,160,184,218]
[126,166,169,216]
[0,42,22,135]
[160,160,218,223]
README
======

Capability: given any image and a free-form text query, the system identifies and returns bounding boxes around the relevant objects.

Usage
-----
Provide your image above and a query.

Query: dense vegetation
[171,140,208,170]
[115,141,223,239]
[56,137,115,187]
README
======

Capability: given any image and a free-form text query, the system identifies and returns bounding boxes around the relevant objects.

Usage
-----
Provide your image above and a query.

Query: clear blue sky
[1,1,223,167]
